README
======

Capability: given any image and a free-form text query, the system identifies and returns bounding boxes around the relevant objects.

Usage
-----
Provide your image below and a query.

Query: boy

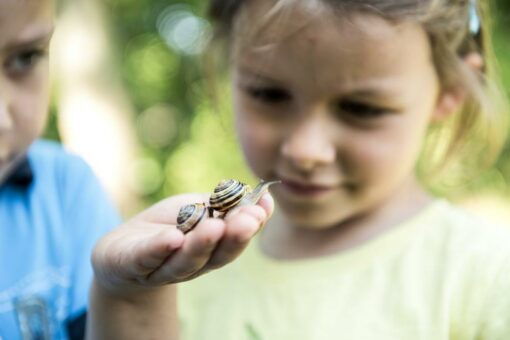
[0,1,120,338]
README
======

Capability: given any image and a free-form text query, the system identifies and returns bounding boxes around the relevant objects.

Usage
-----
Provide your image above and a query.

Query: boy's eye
[244,86,291,104]
[337,100,388,119]
[6,49,46,76]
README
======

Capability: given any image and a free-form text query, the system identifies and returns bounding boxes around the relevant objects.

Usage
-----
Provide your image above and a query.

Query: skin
[232,2,457,260]
[88,194,274,339]
[0,0,54,185]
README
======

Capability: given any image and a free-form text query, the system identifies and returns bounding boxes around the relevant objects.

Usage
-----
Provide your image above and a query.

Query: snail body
[240,180,281,206]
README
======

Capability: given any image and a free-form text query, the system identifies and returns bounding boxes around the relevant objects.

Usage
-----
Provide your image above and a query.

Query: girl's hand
[91,192,274,298]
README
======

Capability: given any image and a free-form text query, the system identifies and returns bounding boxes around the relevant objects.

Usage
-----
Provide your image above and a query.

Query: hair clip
[469,0,481,35]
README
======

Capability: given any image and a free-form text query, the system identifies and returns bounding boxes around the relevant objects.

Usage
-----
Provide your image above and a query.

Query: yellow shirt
[179,200,510,340]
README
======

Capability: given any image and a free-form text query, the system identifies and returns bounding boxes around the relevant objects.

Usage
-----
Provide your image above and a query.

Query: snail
[176,179,280,233]
[209,179,249,213]
[176,203,207,233]
[210,179,281,217]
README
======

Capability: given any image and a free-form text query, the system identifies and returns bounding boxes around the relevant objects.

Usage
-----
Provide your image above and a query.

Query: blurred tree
[491,0,510,197]
[101,0,254,204]
[51,0,142,215]
[45,0,510,210]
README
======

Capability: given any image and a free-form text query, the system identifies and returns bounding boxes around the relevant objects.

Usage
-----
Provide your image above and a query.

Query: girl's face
[0,0,53,183]
[232,3,442,229]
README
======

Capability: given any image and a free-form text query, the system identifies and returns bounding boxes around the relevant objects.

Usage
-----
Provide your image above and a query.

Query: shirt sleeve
[58,155,122,319]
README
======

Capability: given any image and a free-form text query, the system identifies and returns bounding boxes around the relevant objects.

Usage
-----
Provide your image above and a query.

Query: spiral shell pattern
[177,203,207,233]
[209,179,248,213]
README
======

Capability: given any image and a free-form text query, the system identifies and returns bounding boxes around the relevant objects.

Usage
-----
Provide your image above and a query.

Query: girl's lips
[281,179,335,197]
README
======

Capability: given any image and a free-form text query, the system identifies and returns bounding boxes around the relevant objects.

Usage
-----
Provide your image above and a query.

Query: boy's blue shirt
[0,140,121,340]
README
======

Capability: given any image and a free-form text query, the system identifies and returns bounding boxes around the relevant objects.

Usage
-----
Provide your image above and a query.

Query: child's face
[0,0,53,182]
[232,3,441,229]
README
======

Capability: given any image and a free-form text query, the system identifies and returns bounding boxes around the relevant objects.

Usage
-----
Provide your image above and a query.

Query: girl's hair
[206,0,508,188]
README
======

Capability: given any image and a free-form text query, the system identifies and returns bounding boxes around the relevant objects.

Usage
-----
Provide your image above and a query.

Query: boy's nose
[280,116,336,172]
[0,98,13,131]
[0,79,13,131]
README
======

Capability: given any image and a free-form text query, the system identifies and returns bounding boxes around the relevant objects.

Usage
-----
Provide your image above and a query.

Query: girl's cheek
[238,120,279,175]
[240,124,274,159]
[341,135,396,175]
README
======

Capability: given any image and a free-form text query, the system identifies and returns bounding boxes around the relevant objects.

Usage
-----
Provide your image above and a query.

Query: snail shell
[209,179,249,213]
[177,203,207,233]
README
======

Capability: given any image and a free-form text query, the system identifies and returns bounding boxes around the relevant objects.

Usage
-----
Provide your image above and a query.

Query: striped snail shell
[176,203,207,233]
[209,179,249,213]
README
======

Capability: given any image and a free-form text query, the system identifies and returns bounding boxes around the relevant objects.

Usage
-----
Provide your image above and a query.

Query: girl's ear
[432,90,464,122]
[431,52,484,122]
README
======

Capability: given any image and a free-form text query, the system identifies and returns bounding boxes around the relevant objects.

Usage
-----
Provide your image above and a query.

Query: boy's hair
[207,0,508,187]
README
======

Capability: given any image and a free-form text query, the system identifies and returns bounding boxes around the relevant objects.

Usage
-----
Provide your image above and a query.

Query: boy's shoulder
[17,139,120,228]
[29,139,87,168]
[27,139,94,182]
[24,139,108,209]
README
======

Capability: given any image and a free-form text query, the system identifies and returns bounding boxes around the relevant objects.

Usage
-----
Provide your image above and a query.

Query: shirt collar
[4,157,33,187]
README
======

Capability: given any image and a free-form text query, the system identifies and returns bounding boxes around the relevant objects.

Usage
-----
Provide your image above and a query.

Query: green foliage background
[45,0,510,207]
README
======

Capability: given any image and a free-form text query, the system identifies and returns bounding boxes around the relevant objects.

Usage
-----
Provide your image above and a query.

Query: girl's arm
[87,282,179,340]
[85,193,273,340]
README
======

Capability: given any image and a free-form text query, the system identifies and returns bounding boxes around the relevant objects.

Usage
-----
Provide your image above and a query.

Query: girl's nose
[280,116,336,172]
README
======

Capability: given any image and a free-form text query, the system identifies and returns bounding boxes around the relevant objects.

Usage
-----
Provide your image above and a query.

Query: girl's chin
[282,210,350,230]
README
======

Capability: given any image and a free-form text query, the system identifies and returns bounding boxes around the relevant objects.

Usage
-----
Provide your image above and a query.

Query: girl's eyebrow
[338,76,406,99]
[4,24,54,51]
[239,65,402,99]
[345,88,399,100]
[237,66,285,85]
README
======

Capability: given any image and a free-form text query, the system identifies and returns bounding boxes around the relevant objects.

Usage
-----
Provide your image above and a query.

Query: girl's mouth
[281,179,336,197]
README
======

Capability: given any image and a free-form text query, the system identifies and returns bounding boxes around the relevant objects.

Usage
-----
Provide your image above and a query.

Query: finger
[99,224,184,280]
[128,225,185,275]
[146,218,226,283]
[256,193,275,218]
[204,205,266,270]
[224,204,266,239]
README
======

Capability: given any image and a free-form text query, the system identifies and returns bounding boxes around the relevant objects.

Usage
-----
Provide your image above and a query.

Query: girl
[90,0,510,339]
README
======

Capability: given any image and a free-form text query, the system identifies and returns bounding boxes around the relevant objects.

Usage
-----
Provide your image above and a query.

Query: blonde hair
[207,0,508,187]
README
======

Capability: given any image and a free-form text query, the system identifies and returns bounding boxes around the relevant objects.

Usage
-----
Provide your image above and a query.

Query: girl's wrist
[92,277,177,305]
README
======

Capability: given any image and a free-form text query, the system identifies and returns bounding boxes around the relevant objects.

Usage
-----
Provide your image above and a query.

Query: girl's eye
[337,100,388,119]
[245,86,291,104]
[6,50,46,76]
